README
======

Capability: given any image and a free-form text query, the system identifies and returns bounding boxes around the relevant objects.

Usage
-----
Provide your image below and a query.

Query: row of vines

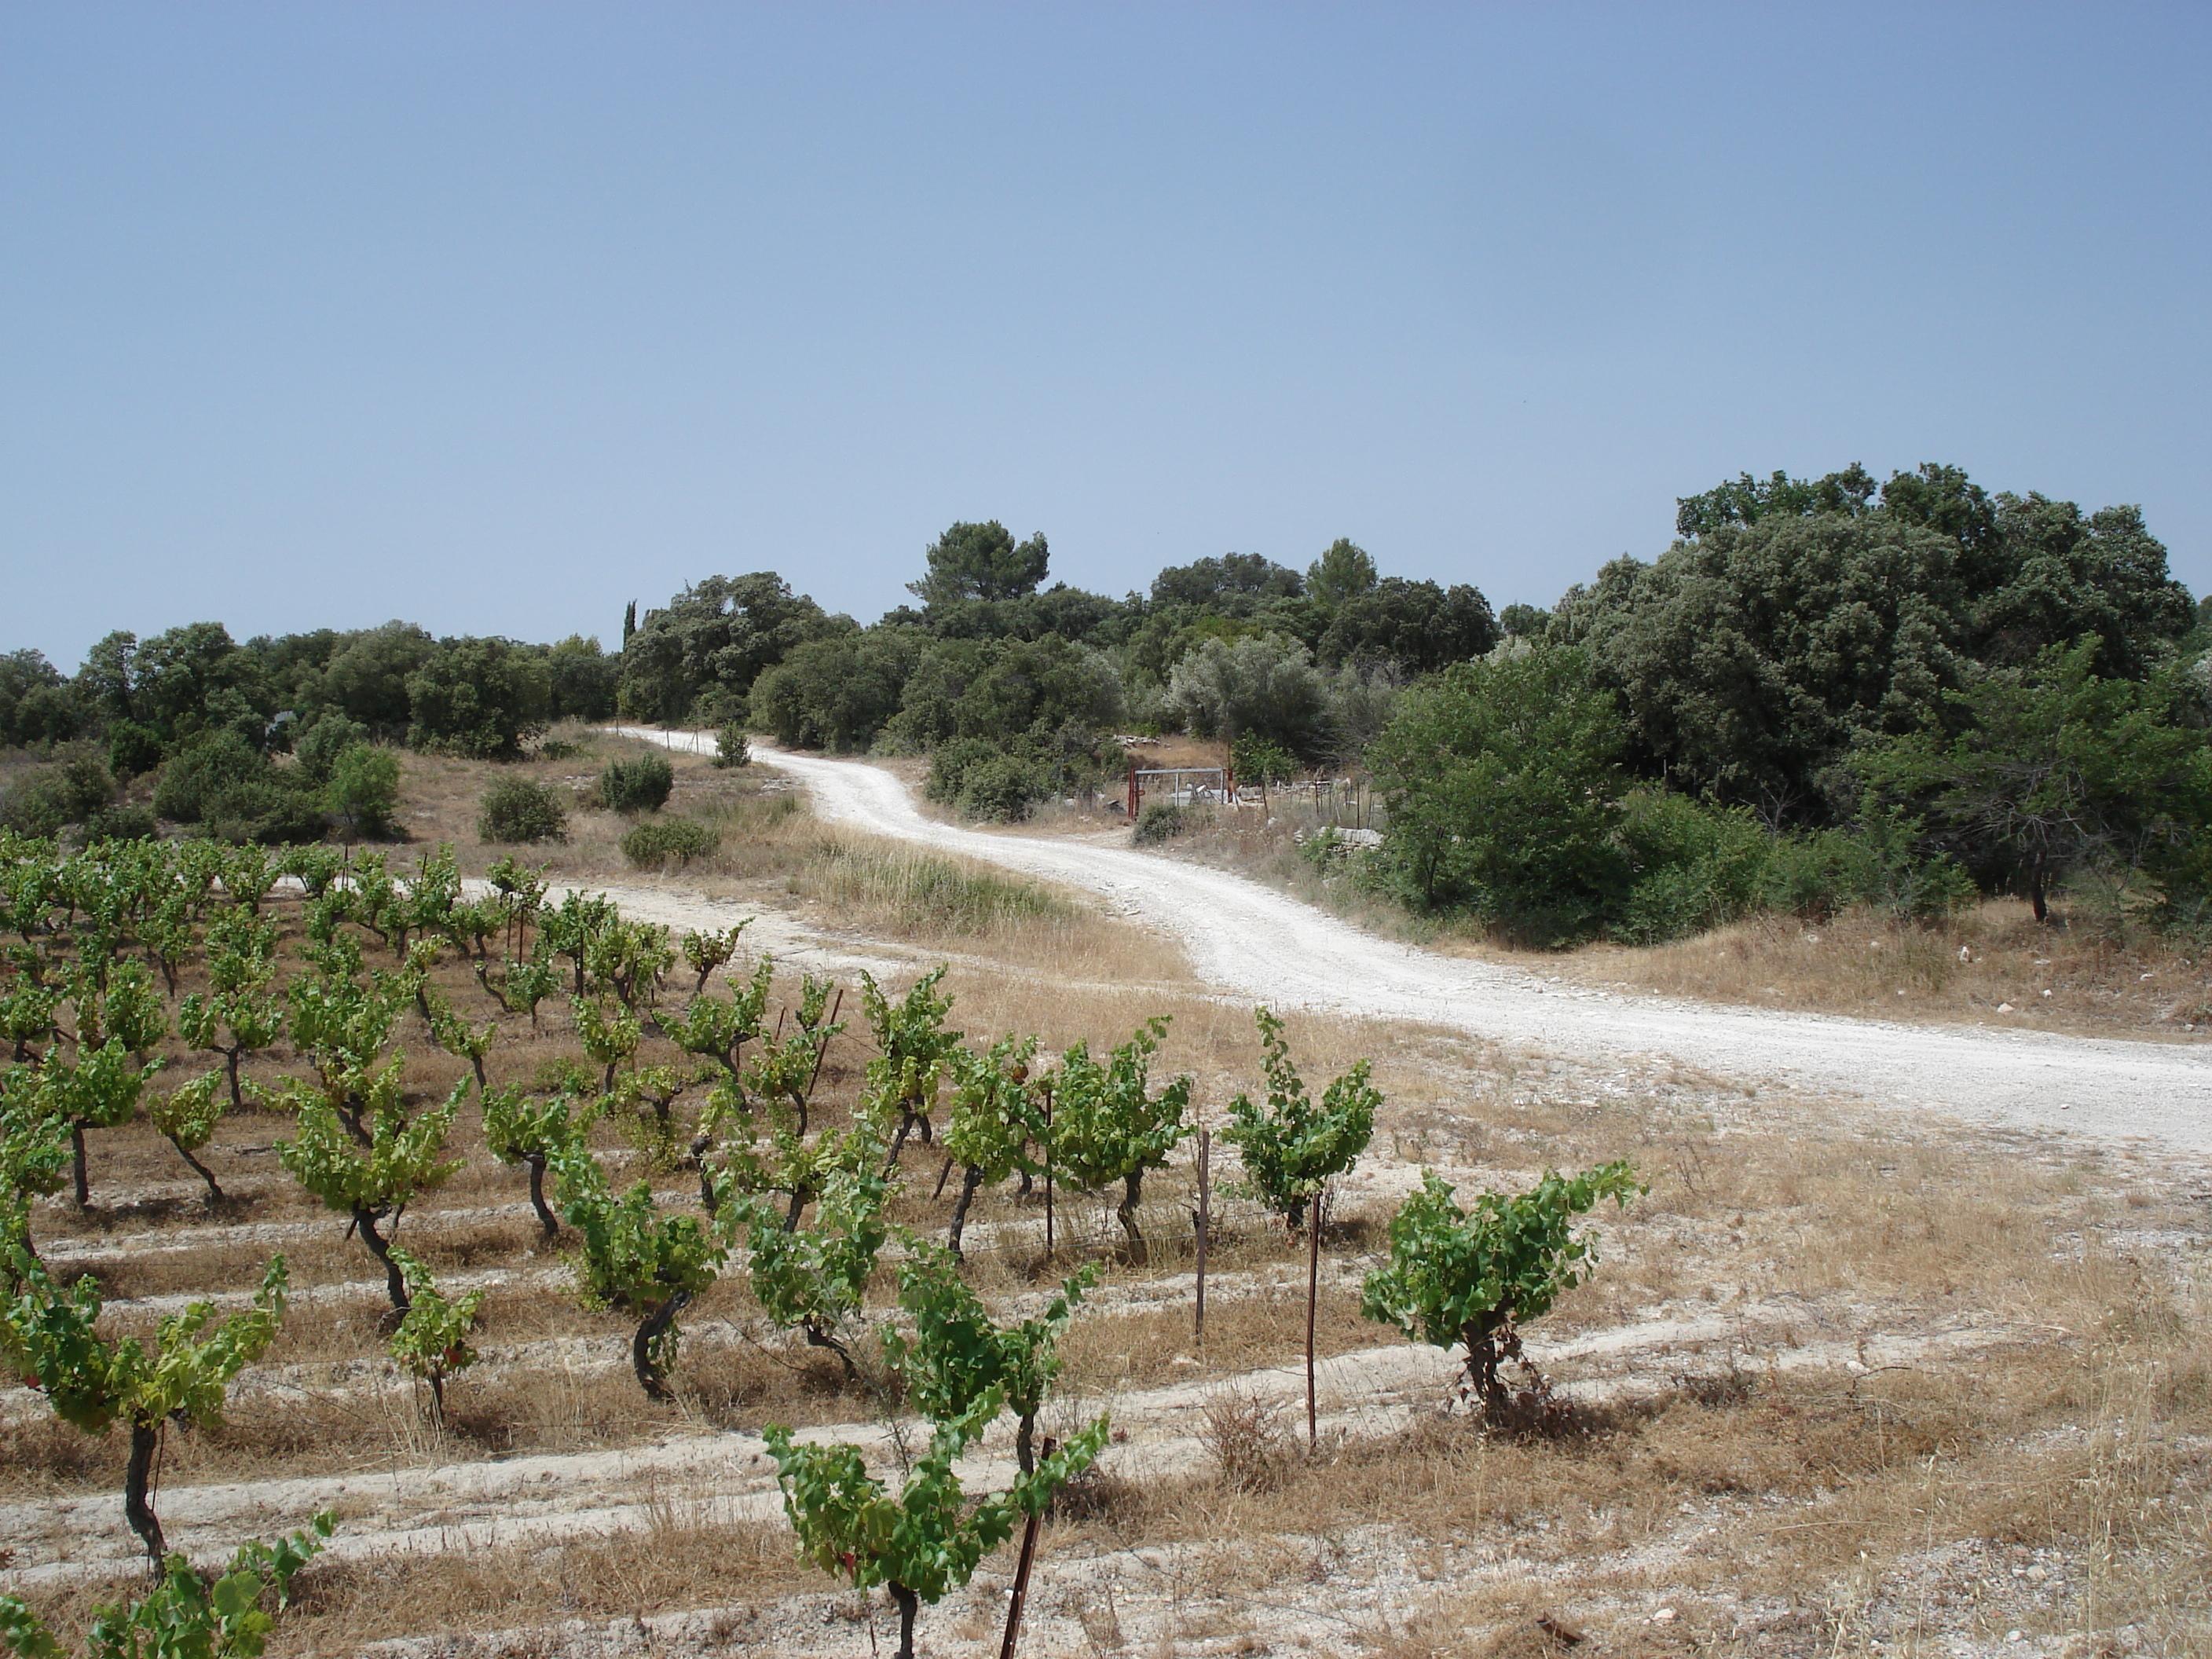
[0,830,1639,1659]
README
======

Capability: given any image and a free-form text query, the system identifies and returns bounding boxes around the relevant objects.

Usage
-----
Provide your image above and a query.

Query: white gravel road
[618,729,2212,1155]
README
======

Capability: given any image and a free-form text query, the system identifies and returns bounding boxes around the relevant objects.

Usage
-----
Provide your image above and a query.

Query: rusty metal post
[997,1437,1056,1659]
[1194,1129,1210,1344]
[1042,1086,1054,1260]
[1306,1188,1322,1454]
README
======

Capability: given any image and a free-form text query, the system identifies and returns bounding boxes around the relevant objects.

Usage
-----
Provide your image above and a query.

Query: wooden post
[1306,1188,1322,1455]
[1126,760,1137,819]
[1193,1129,1210,1344]
[997,1437,1055,1659]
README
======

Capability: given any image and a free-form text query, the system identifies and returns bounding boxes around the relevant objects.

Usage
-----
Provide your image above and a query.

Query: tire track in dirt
[610,730,2212,1155]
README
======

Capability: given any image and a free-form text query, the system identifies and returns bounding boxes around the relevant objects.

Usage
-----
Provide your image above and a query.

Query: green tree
[1368,643,1631,944]
[617,573,838,725]
[1855,640,2212,922]
[749,629,923,753]
[1305,537,1379,614]
[318,621,438,738]
[1317,577,1497,673]
[1166,633,1330,758]
[1361,1163,1643,1419]
[1149,552,1304,610]
[908,520,1052,609]
[403,636,552,759]
[325,744,400,838]
[546,634,619,720]
[0,651,72,749]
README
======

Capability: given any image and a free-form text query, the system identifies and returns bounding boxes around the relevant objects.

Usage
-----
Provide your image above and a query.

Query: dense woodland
[5,461,2208,945]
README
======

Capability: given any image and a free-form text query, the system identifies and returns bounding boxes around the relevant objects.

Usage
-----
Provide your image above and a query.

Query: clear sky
[5,3,2207,669]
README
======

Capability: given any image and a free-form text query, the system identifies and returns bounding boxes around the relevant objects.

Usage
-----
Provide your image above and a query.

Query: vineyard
[0,807,2207,1656]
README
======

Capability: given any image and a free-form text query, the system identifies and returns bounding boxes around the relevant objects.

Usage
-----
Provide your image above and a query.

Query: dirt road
[619,729,2212,1155]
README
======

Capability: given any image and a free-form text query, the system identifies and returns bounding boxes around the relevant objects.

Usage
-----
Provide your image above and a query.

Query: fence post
[1306,1188,1322,1455]
[1194,1129,1210,1345]
[997,1437,1054,1659]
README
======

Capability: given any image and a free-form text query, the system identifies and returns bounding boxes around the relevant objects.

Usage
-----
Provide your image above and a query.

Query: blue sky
[5,3,2207,668]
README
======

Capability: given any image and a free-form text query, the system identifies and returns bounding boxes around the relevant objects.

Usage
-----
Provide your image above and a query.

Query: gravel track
[616,728,2212,1155]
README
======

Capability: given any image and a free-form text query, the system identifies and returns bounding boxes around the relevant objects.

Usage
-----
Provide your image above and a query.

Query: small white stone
[1998,1002,2015,1013]
[1652,1608,1676,1624]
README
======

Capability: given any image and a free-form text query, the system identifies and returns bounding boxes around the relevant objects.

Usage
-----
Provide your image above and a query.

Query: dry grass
[391,726,1190,986]
[1544,897,2212,1041]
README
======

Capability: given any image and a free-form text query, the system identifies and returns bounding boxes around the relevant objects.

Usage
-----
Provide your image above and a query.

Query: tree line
[5,459,2206,944]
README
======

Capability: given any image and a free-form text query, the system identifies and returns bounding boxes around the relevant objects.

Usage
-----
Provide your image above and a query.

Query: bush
[1232,731,1298,789]
[601,752,675,814]
[294,713,370,786]
[478,778,569,844]
[924,738,1054,822]
[621,817,720,868]
[956,755,1050,822]
[924,737,998,805]
[713,725,750,768]
[1133,803,1192,844]
[152,731,264,823]
[200,777,328,846]
[326,744,401,839]
[0,755,115,836]
[105,719,164,781]
[82,803,158,842]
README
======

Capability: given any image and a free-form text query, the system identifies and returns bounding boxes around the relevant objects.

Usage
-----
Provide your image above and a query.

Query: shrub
[601,751,675,814]
[1361,1161,1644,1419]
[105,719,164,781]
[923,738,1062,822]
[478,778,569,844]
[621,817,720,869]
[0,756,114,837]
[923,736,998,804]
[1133,803,1192,844]
[713,724,750,767]
[1232,731,1298,789]
[1042,1017,1193,1266]
[200,777,328,846]
[82,803,158,842]
[956,754,1049,821]
[293,713,369,785]
[326,744,400,839]
[152,732,251,821]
